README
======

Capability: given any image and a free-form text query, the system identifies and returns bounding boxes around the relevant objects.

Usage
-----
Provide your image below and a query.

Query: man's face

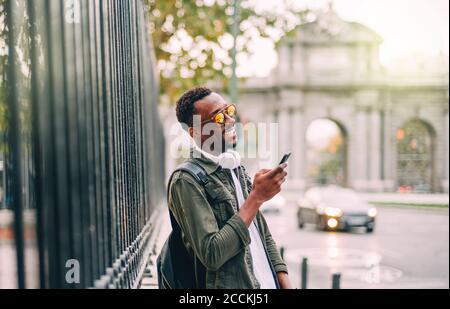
[190,92,237,153]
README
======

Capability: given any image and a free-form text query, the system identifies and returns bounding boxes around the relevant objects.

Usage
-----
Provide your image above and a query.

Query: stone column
[260,110,278,169]
[278,109,291,159]
[369,108,382,192]
[354,107,370,191]
[383,107,395,192]
[291,109,306,189]
[277,45,291,82]
[443,109,449,193]
[293,44,305,84]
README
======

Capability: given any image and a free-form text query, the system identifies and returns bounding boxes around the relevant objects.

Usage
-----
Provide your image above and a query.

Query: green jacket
[168,150,288,289]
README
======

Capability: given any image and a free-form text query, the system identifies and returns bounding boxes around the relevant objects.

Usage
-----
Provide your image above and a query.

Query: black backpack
[157,161,218,289]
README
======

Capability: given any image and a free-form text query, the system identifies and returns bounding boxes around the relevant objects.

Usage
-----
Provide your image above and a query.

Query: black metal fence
[0,0,165,288]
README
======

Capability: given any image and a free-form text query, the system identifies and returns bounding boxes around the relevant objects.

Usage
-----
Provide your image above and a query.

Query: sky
[243,0,449,77]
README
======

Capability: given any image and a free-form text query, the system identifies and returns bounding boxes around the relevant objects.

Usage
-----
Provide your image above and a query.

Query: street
[264,202,449,289]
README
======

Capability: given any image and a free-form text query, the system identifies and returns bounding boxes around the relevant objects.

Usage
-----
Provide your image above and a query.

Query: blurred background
[158,0,449,289]
[0,0,449,289]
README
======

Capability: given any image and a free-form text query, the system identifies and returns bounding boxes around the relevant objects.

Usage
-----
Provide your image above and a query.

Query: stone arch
[396,118,437,193]
[305,117,349,188]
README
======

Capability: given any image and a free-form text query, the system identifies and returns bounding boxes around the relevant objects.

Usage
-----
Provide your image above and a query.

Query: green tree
[1,0,8,149]
[0,0,33,153]
[145,0,309,104]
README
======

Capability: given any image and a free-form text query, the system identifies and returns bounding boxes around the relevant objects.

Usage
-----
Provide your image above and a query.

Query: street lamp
[230,0,240,104]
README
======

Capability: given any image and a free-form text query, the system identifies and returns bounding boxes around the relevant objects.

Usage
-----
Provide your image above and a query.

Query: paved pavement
[359,193,449,205]
[4,203,447,289]
[0,209,40,289]
[144,197,449,289]
[264,201,449,289]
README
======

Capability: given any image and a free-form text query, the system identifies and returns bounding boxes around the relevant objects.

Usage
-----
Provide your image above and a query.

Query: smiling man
[166,87,291,289]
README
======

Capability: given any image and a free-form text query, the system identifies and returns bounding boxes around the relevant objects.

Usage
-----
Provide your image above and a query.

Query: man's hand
[239,164,288,226]
[251,164,288,204]
[277,272,292,289]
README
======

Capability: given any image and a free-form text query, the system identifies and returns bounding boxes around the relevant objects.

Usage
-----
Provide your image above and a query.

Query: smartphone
[279,152,291,165]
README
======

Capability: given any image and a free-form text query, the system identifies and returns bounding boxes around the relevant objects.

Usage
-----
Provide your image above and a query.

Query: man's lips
[225,126,236,134]
[224,127,236,137]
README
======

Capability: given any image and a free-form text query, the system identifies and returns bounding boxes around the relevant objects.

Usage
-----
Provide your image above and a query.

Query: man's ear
[188,127,194,137]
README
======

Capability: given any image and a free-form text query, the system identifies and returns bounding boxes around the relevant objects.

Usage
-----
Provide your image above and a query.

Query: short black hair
[176,87,212,128]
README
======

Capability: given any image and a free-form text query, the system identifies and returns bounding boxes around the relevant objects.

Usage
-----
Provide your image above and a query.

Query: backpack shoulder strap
[165,161,212,289]
[168,161,218,201]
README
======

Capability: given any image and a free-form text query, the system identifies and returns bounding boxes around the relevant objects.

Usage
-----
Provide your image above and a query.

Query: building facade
[237,8,449,193]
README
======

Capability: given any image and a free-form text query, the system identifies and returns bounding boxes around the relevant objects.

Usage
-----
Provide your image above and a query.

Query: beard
[199,124,237,154]
[223,125,238,151]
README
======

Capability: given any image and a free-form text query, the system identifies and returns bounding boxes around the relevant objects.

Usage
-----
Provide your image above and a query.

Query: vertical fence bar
[54,0,73,288]
[3,0,164,289]
[43,0,57,288]
[77,0,90,286]
[113,0,122,258]
[84,0,100,282]
[5,0,25,289]
[98,0,113,270]
[88,0,104,279]
[74,0,92,288]
[96,0,108,279]
[27,0,47,288]
[62,0,79,289]
[65,0,87,288]
[134,0,143,234]
[105,0,119,262]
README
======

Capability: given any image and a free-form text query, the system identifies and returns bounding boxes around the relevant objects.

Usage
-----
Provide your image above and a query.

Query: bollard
[332,273,341,289]
[301,257,308,289]
[280,247,285,261]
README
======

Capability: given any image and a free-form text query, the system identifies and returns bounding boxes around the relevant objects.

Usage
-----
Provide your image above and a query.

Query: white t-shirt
[230,169,277,289]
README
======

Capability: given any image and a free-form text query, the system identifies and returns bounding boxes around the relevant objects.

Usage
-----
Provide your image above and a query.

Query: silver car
[297,186,377,233]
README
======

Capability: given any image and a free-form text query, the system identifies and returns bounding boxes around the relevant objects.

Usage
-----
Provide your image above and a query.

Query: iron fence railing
[0,0,165,289]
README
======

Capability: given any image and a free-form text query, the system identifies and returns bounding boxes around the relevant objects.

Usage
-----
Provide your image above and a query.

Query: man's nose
[225,113,236,125]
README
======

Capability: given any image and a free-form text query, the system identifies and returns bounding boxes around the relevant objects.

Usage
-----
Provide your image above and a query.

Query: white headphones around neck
[218,150,241,170]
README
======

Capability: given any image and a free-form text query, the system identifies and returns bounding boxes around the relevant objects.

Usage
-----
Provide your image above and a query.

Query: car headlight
[324,207,343,217]
[368,208,377,217]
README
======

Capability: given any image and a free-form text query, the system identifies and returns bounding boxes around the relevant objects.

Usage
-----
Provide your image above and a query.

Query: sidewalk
[140,211,171,289]
[282,191,448,207]
[360,193,449,207]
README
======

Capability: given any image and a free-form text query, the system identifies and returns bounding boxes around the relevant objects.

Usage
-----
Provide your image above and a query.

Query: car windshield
[320,190,362,205]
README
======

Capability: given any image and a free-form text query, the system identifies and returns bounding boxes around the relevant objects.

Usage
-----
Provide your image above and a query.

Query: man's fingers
[277,178,287,186]
[260,164,288,178]
[267,165,286,178]
[256,169,271,177]
[273,171,288,182]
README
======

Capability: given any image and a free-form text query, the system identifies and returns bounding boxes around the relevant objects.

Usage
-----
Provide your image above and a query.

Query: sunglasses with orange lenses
[202,104,237,126]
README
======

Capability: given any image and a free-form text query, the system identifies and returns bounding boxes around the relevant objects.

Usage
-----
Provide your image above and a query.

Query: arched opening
[306,119,347,187]
[396,119,435,193]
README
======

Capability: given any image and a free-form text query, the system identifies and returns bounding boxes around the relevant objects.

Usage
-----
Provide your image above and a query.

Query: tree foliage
[1,0,7,135]
[145,0,309,104]
[0,0,33,152]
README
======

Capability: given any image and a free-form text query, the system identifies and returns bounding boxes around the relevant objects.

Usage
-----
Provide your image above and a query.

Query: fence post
[301,257,308,289]
[332,273,341,289]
